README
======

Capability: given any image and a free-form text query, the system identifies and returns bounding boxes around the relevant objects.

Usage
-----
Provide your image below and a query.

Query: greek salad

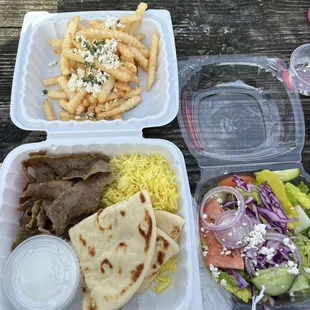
[199,169,310,309]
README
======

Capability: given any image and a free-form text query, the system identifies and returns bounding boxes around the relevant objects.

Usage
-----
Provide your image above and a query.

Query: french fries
[57,76,75,98]
[42,2,158,121]
[117,43,135,63]
[147,32,159,91]
[47,90,68,100]
[135,33,145,41]
[98,76,115,103]
[128,2,147,34]
[43,76,60,87]
[60,16,80,76]
[120,14,141,25]
[128,46,148,71]
[67,92,85,114]
[123,86,143,99]
[76,28,150,58]
[98,95,141,117]
[49,38,63,47]
[43,99,56,121]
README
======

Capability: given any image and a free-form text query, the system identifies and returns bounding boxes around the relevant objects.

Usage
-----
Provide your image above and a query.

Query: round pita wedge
[154,210,185,242]
[69,190,156,310]
[136,227,180,294]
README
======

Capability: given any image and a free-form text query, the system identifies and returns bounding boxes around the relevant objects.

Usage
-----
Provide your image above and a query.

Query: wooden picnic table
[1,0,310,195]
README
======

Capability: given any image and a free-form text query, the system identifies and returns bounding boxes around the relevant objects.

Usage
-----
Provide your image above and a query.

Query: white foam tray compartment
[11,10,178,133]
[0,137,202,310]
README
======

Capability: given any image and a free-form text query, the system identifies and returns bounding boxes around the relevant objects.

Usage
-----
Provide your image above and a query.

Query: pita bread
[69,190,156,310]
[136,228,180,293]
[155,210,185,242]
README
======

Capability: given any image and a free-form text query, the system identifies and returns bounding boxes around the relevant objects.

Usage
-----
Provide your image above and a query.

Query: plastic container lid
[178,55,305,169]
[4,235,80,310]
[289,44,310,96]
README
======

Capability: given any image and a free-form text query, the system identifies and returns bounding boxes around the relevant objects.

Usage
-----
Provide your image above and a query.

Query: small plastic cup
[290,44,310,96]
[4,235,80,310]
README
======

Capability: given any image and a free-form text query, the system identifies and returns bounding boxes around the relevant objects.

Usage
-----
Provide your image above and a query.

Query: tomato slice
[218,175,255,187]
[199,221,216,246]
[205,240,244,270]
[200,198,223,246]
[202,198,223,223]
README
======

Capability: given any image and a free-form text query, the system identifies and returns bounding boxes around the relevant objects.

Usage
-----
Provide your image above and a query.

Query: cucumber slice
[252,267,296,296]
[254,168,301,182]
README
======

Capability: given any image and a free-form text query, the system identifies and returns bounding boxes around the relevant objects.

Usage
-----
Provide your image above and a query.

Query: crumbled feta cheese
[202,214,208,219]
[220,246,232,256]
[216,198,223,204]
[103,17,125,30]
[97,39,121,70]
[200,227,205,232]
[286,260,299,275]
[242,222,247,226]
[244,224,266,251]
[78,49,95,63]
[289,292,294,297]
[202,251,208,257]
[220,279,227,287]
[283,237,296,252]
[209,264,220,278]
[241,253,245,257]
[68,68,110,96]
[259,246,275,260]
[75,35,121,70]
[287,260,295,267]
[228,232,232,237]
[48,60,57,67]
[76,34,87,48]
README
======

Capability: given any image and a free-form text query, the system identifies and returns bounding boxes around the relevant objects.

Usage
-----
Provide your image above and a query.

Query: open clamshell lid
[178,55,305,168]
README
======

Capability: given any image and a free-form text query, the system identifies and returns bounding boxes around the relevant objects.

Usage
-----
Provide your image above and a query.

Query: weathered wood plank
[0,0,58,27]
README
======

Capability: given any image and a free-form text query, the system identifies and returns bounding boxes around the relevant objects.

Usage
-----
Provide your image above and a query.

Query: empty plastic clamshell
[177,55,310,308]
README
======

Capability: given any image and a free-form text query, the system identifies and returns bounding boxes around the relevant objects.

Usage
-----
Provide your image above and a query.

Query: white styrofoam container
[11,10,178,133]
[2,9,203,310]
[0,138,202,310]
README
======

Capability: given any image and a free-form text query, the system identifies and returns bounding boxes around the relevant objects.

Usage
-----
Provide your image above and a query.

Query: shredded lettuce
[295,233,310,268]
[237,188,262,205]
[295,205,310,234]
[151,256,177,293]
[297,181,309,194]
[216,270,252,303]
[289,274,310,293]
[285,182,310,209]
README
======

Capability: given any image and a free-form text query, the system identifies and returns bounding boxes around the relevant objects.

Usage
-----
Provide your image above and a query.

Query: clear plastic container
[178,55,309,309]
[0,9,202,310]
[290,44,310,96]
[4,235,80,310]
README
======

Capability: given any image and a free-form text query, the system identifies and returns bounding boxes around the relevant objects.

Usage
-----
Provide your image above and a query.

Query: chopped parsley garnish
[41,89,48,95]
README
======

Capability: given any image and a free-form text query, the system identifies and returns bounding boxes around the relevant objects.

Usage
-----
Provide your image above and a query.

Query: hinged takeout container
[0,10,202,310]
[178,55,310,309]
